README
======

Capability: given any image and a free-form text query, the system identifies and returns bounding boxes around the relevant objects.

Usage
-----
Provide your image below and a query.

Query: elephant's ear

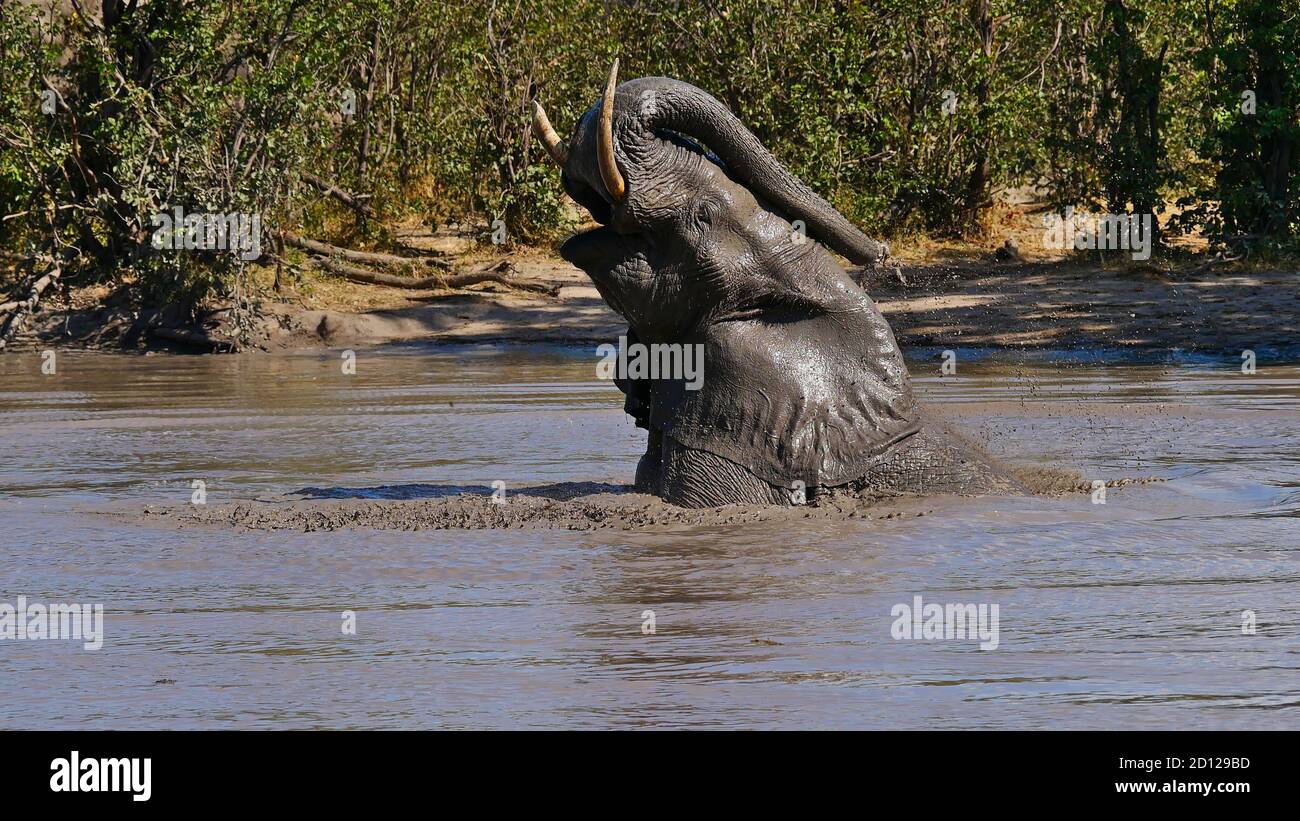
[648,271,919,489]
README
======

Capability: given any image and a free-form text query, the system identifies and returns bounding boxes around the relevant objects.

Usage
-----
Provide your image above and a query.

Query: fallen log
[310,256,440,287]
[284,233,450,270]
[301,173,378,220]
[0,261,61,351]
[26,267,60,304]
[310,256,560,296]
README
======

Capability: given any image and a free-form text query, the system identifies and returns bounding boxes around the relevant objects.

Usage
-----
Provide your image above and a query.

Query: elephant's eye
[693,196,720,229]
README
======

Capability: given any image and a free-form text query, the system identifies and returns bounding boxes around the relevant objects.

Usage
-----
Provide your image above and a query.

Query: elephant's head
[534,63,919,490]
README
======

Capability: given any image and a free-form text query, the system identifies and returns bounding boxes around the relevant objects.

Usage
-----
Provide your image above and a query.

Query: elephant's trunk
[620,77,888,264]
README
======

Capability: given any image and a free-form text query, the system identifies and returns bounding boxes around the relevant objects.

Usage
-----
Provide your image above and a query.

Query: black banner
[3,731,1288,808]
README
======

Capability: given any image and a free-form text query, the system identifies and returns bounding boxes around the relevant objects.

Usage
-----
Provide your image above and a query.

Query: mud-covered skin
[659,438,790,507]
[544,73,1021,508]
[639,415,1020,508]
[843,421,1022,498]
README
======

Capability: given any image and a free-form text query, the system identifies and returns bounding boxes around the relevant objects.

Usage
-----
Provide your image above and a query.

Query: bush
[2,0,1297,321]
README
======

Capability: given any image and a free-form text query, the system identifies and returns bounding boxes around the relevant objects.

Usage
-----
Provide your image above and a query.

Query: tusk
[598,58,626,202]
[531,101,568,167]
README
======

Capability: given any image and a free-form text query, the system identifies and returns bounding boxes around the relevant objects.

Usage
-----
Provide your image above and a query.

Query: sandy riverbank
[7,215,1299,357]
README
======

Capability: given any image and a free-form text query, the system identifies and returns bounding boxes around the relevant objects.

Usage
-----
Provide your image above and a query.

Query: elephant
[532,62,1019,508]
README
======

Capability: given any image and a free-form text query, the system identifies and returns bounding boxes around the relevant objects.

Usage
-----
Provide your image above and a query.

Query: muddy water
[1,347,1297,729]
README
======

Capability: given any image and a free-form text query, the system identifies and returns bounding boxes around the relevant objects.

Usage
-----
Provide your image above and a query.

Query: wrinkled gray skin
[551,76,1018,507]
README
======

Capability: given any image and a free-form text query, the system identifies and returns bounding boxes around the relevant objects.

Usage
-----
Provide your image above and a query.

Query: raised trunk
[618,78,888,264]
